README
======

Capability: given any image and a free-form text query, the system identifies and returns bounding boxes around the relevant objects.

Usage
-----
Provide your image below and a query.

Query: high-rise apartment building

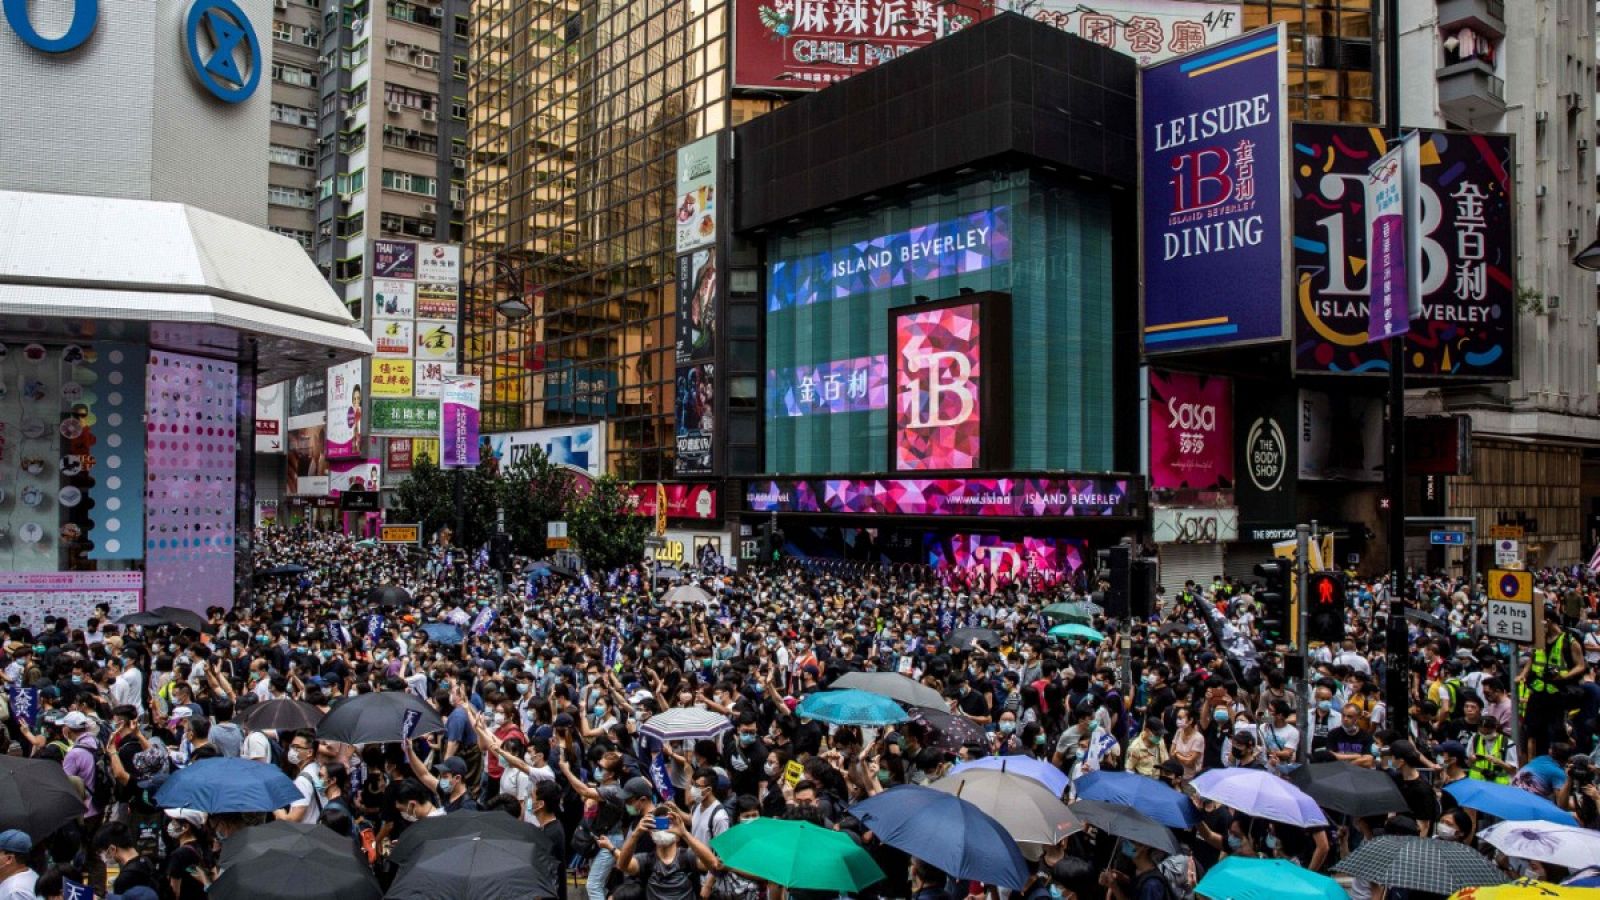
[268,0,324,251]
[463,0,737,480]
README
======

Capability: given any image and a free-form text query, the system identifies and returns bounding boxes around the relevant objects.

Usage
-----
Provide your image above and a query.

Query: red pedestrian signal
[1305,571,1347,643]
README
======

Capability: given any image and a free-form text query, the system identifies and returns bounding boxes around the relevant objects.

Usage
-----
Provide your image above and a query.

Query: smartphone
[654,815,671,831]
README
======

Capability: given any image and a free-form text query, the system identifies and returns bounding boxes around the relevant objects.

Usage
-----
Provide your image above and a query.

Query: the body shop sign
[735,0,990,91]
[1141,26,1288,353]
[1148,369,1233,491]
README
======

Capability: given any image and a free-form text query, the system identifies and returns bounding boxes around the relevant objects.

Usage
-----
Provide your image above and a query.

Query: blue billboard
[545,363,616,417]
[1141,26,1288,353]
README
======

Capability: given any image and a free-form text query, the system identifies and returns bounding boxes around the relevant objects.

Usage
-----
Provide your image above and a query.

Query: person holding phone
[611,805,719,900]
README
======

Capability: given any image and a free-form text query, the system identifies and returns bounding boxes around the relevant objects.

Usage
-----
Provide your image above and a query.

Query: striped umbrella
[639,707,733,742]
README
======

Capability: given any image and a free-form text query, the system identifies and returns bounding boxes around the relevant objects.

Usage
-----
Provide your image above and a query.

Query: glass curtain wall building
[464,0,728,480]
[1240,0,1374,122]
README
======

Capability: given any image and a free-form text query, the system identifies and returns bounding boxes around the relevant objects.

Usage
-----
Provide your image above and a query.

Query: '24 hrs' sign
[3,0,262,103]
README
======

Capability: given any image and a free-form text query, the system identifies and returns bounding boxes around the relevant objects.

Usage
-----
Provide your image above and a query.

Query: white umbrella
[662,584,713,606]
[1190,768,1327,828]
[639,707,733,742]
[1479,820,1600,870]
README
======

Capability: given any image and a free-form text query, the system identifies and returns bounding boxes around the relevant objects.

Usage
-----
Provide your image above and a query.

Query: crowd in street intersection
[5,527,1600,900]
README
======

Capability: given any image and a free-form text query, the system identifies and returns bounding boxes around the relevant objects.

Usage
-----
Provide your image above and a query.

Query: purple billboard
[767,208,1011,311]
[745,476,1136,518]
[768,355,888,417]
[1141,26,1288,352]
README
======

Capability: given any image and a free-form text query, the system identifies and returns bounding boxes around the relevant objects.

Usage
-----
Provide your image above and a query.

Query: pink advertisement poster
[1148,369,1233,491]
[144,352,237,614]
[925,534,1086,589]
[894,302,982,471]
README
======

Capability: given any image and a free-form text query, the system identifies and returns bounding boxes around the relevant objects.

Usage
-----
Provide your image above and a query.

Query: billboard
[373,319,414,357]
[675,362,715,476]
[1297,389,1383,482]
[439,376,482,469]
[676,248,718,365]
[371,359,415,397]
[1141,26,1288,352]
[325,359,364,459]
[415,320,459,361]
[414,360,456,399]
[417,284,459,320]
[925,534,1086,588]
[370,398,440,437]
[894,301,983,470]
[482,424,606,477]
[745,476,1137,518]
[627,483,719,521]
[329,459,380,494]
[1148,369,1233,491]
[373,240,417,279]
[675,135,718,253]
[734,0,989,91]
[1010,0,1242,64]
[768,207,1011,311]
[769,354,888,417]
[255,381,284,453]
[1292,125,1514,377]
[373,279,416,319]
[286,372,329,496]
[417,242,460,284]
[1233,381,1295,524]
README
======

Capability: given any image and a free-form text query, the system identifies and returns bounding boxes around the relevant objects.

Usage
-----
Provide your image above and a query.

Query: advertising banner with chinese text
[674,362,715,476]
[415,320,459,362]
[1141,26,1288,353]
[1292,124,1513,377]
[676,248,718,365]
[371,359,415,397]
[417,242,461,284]
[373,319,414,358]
[373,240,417,279]
[1148,369,1233,491]
[439,376,481,469]
[414,360,456,399]
[371,398,440,437]
[255,381,284,453]
[373,279,416,320]
[734,0,991,91]
[675,136,718,253]
[325,359,365,459]
[1009,0,1241,64]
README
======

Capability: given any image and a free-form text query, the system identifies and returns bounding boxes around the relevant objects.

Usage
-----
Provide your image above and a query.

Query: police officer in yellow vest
[1519,603,1588,757]
[1466,713,1517,784]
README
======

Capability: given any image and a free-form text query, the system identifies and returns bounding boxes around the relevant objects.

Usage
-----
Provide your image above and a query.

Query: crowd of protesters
[2,525,1600,900]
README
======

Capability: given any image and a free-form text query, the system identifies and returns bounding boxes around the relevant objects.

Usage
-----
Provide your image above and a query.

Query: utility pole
[1381,0,1412,740]
[1297,523,1313,759]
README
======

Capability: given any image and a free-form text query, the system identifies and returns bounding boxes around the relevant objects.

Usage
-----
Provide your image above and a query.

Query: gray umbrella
[831,671,945,710]
[928,768,1081,846]
[387,836,559,900]
[1333,836,1507,894]
[663,583,713,605]
[1068,799,1180,855]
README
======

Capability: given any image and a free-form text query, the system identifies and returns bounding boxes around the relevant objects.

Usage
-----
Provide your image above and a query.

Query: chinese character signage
[371,359,415,397]
[769,355,888,417]
[769,208,1011,311]
[676,249,718,365]
[1149,369,1233,491]
[1141,26,1288,353]
[1292,124,1514,377]
[417,242,460,284]
[255,381,284,453]
[373,279,416,319]
[439,376,481,469]
[414,360,456,398]
[1365,132,1422,343]
[371,398,441,437]
[926,534,1086,589]
[675,135,718,253]
[415,320,459,361]
[745,476,1137,518]
[735,0,991,90]
[374,240,417,279]
[417,284,459,320]
[1011,0,1242,65]
[894,301,983,470]
[325,359,364,459]
[373,319,414,357]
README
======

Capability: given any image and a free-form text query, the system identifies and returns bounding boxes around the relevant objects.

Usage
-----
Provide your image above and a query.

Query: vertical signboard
[1292,125,1514,377]
[674,134,723,477]
[439,375,481,469]
[889,295,1010,472]
[1364,132,1423,343]
[1148,370,1233,491]
[1233,379,1296,525]
[325,359,365,459]
[1141,25,1288,352]
[255,381,284,453]
[286,371,329,496]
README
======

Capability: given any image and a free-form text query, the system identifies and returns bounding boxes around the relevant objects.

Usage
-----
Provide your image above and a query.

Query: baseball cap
[1437,741,1467,759]
[620,776,655,800]
[437,756,468,776]
[553,713,575,728]
[0,829,30,855]
[61,710,92,731]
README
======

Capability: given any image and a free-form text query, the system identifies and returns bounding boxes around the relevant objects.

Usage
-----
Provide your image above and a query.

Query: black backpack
[90,747,115,811]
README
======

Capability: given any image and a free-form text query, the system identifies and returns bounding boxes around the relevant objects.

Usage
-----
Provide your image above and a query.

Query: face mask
[1226,835,1243,851]
[287,748,304,766]
[999,721,1015,734]
[167,822,185,839]
[688,786,704,804]
[1436,824,1458,840]
[1213,709,1229,723]
[739,733,757,746]
[651,831,678,848]
[1317,700,1333,712]
[438,777,453,793]
[594,706,607,718]
[493,713,507,727]
[1265,834,1280,851]
[1120,842,1137,859]
[400,808,419,823]
[764,762,780,778]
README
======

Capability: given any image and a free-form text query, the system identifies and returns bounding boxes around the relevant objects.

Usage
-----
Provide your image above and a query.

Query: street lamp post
[1381,0,1412,739]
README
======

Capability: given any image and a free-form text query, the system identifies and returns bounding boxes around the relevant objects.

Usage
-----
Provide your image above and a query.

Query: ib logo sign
[3,0,260,103]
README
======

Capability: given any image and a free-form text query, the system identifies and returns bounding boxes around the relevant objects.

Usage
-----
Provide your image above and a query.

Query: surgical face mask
[1213,708,1229,723]
[1226,835,1243,851]
[1436,823,1458,840]
[1265,834,1280,851]
[1317,700,1333,712]
[167,822,185,839]
[438,777,453,794]
[651,831,678,848]
[739,732,757,746]
[516,682,530,695]
[400,807,419,823]
[688,786,704,804]
[493,713,507,727]
[764,762,780,778]
[1120,842,1137,859]
[999,721,1016,734]
[287,748,305,766]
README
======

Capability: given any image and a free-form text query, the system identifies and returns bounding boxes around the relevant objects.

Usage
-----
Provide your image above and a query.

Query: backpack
[90,746,115,811]
[1157,853,1202,900]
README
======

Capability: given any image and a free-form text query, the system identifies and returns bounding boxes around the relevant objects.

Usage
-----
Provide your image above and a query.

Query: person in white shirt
[687,769,730,846]
[275,732,323,824]
[110,657,144,710]
[0,829,38,900]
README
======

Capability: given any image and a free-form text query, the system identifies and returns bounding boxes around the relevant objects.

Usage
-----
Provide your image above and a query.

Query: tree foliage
[568,474,649,572]
[495,447,574,557]
[393,447,578,557]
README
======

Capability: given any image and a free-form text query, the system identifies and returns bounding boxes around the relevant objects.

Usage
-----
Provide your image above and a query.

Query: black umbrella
[1286,762,1409,819]
[119,605,208,631]
[367,585,411,608]
[316,691,444,746]
[387,836,559,900]
[1069,799,1180,854]
[257,564,309,578]
[388,811,555,869]
[0,756,86,841]
[209,848,380,900]
[1404,608,1449,633]
[948,627,1002,649]
[219,820,353,868]
[237,699,325,734]
[908,707,986,751]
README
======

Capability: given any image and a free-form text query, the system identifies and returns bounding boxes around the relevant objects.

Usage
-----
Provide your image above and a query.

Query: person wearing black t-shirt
[95,822,159,896]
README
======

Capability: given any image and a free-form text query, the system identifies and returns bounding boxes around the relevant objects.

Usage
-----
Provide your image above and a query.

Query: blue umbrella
[1197,857,1345,900]
[795,689,909,726]
[420,622,466,646]
[1443,780,1579,826]
[1046,623,1104,643]
[525,562,552,576]
[1074,770,1199,828]
[851,785,1030,889]
[153,758,304,814]
[950,755,1069,798]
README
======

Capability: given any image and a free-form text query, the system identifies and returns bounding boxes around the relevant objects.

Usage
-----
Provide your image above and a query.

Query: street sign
[1489,525,1525,541]
[1487,568,1534,642]
[379,523,421,544]
[546,521,568,549]
[1494,538,1520,566]
[1429,530,1467,546]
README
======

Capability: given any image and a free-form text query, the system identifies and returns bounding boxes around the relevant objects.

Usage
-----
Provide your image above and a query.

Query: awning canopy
[0,190,371,383]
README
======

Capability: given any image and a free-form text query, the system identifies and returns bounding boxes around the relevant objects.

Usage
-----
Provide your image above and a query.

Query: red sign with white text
[734,0,990,91]
[894,302,982,471]
[627,484,720,521]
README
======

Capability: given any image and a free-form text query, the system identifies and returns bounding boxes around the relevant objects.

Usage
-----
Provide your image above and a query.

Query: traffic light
[1253,560,1290,646]
[1100,545,1132,618]
[1305,570,1347,644]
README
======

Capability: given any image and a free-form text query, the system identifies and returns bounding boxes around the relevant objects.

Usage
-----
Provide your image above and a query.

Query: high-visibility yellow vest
[1468,733,1509,784]
[1528,633,1572,695]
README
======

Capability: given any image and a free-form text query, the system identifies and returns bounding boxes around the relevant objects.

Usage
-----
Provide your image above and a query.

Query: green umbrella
[1042,602,1095,625]
[1048,623,1105,643]
[710,818,885,892]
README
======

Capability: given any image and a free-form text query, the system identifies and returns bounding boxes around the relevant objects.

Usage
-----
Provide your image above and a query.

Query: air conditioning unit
[387,102,403,114]
[1537,184,1548,197]
[317,54,331,66]
[421,202,436,215]
[421,109,437,122]
[419,223,435,235]
[1580,138,1591,151]
[274,0,287,8]
[1537,110,1549,123]
[1548,295,1563,310]
[430,5,443,14]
